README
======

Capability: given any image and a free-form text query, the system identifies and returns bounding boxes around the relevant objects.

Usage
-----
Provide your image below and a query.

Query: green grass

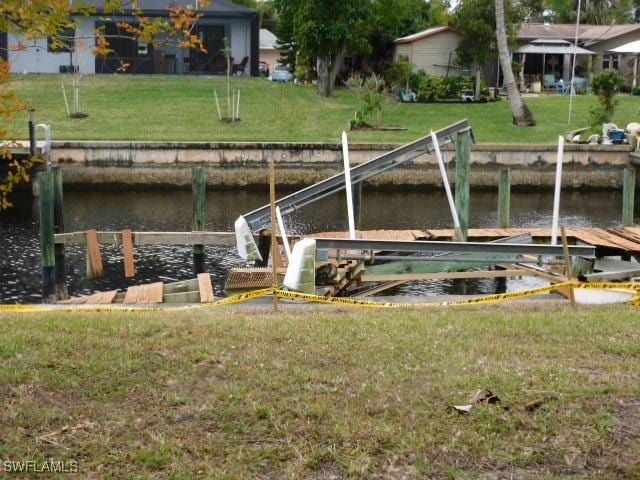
[1,304,639,478]
[6,74,640,144]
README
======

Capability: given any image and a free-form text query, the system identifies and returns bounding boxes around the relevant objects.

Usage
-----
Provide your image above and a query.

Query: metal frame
[241,119,473,232]
[314,238,595,259]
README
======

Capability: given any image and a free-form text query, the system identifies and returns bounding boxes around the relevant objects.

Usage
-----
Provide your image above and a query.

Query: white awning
[516,43,596,55]
[609,40,640,54]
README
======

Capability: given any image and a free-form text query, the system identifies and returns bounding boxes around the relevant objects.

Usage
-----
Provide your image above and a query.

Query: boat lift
[235,119,474,260]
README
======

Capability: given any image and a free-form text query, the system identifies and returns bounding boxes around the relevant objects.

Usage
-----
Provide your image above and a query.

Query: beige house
[393,26,468,76]
[517,23,640,87]
[259,29,283,74]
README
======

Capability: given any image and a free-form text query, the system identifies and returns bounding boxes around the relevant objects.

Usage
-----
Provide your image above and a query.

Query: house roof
[517,39,595,55]
[609,39,640,53]
[260,29,278,50]
[518,23,640,45]
[394,26,458,44]
[90,0,257,18]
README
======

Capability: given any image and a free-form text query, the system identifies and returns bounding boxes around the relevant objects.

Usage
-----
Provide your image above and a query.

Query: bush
[346,73,393,127]
[416,74,486,101]
[590,70,625,126]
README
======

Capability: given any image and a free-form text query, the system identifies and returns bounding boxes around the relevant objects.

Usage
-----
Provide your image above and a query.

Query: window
[47,28,75,53]
[603,54,620,70]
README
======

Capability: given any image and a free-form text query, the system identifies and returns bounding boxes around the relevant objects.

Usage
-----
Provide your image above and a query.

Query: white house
[393,26,467,77]
[1,0,260,75]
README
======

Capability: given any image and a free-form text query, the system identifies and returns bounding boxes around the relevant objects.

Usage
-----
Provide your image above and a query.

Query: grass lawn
[1,304,639,478]
[6,74,640,144]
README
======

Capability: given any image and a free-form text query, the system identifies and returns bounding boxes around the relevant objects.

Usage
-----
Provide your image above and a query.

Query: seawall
[49,141,637,190]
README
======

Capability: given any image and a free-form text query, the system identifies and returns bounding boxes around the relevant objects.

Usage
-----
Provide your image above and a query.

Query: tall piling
[498,168,511,228]
[28,109,36,159]
[51,166,68,299]
[256,230,271,268]
[454,130,471,241]
[352,182,362,230]
[623,167,635,227]
[39,172,56,303]
[192,167,207,275]
[269,159,279,312]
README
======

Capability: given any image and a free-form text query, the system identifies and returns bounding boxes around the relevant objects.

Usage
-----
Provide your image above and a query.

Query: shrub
[590,70,625,126]
[384,57,414,92]
[346,73,393,127]
[416,75,486,101]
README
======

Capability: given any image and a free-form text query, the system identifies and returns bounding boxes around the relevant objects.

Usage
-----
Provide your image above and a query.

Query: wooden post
[192,167,207,275]
[28,109,36,159]
[454,130,471,241]
[39,172,56,303]
[51,166,68,300]
[561,226,576,308]
[498,168,510,228]
[255,229,271,268]
[352,182,362,230]
[269,159,279,312]
[623,167,635,227]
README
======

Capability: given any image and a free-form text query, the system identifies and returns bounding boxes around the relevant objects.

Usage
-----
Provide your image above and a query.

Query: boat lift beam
[235,119,473,259]
[314,238,595,260]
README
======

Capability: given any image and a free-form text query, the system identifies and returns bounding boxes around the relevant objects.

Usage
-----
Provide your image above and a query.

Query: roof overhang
[608,40,640,54]
[516,42,595,55]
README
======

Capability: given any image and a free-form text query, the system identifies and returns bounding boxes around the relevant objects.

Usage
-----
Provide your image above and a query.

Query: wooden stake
[192,167,207,275]
[623,167,635,227]
[85,228,104,279]
[121,228,135,278]
[39,172,56,303]
[561,226,576,308]
[269,159,279,312]
[498,168,510,228]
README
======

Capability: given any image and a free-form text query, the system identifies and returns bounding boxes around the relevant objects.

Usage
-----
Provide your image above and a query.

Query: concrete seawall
[50,140,637,190]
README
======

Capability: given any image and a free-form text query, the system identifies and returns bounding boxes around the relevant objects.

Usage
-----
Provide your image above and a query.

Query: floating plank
[121,229,135,278]
[198,273,215,303]
[55,231,238,246]
[123,285,142,304]
[140,282,164,304]
[85,229,104,279]
[57,290,117,305]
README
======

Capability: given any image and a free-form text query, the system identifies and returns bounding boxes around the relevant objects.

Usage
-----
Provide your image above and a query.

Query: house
[259,29,284,74]
[393,26,468,77]
[516,23,640,87]
[1,0,259,76]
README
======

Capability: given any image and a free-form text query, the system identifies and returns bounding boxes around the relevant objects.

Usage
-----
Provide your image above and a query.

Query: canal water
[0,189,624,303]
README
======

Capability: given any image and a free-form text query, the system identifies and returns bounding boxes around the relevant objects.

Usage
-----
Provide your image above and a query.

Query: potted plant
[395,57,416,102]
[530,74,542,94]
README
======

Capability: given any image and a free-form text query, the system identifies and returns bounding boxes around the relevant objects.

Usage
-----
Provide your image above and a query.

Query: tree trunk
[495,0,535,126]
[316,44,347,97]
[475,65,482,99]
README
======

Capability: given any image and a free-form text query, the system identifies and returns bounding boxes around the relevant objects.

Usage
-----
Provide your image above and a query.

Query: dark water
[0,188,624,302]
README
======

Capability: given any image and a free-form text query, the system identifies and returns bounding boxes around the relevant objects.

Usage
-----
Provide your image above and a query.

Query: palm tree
[495,0,536,126]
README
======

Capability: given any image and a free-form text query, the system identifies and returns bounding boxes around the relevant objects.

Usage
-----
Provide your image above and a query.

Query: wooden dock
[311,227,640,256]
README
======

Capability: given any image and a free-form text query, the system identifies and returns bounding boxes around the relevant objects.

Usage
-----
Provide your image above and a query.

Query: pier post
[28,109,36,159]
[255,230,271,268]
[498,169,511,228]
[192,167,207,275]
[269,159,279,311]
[622,167,635,227]
[52,166,68,300]
[454,130,471,241]
[39,172,56,303]
[352,182,362,230]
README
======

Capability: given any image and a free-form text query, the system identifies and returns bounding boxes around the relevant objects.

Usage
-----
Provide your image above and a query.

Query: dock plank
[123,285,141,304]
[85,229,104,278]
[121,229,135,278]
[197,273,215,303]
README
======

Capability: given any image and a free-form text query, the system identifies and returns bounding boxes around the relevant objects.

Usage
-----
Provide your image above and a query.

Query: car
[270,64,294,82]
[259,61,269,76]
[461,89,475,102]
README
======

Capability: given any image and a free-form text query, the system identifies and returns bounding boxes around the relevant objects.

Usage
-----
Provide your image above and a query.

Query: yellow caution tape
[1,282,639,313]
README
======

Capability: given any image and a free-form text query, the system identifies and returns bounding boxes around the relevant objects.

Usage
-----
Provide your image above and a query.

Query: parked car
[270,64,294,83]
[259,61,269,76]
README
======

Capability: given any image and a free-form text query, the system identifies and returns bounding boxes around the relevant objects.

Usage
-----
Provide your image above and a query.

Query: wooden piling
[352,182,362,230]
[269,159,279,311]
[38,172,56,302]
[454,130,471,241]
[192,167,207,275]
[51,166,68,299]
[498,168,511,228]
[28,109,36,159]
[623,167,635,227]
[561,226,576,308]
[256,229,271,267]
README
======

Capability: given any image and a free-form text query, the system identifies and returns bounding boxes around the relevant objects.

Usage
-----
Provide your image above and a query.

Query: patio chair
[232,56,249,76]
[543,74,558,90]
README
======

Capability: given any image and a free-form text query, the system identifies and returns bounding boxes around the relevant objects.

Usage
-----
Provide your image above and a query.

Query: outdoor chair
[232,56,249,76]
[543,74,559,90]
